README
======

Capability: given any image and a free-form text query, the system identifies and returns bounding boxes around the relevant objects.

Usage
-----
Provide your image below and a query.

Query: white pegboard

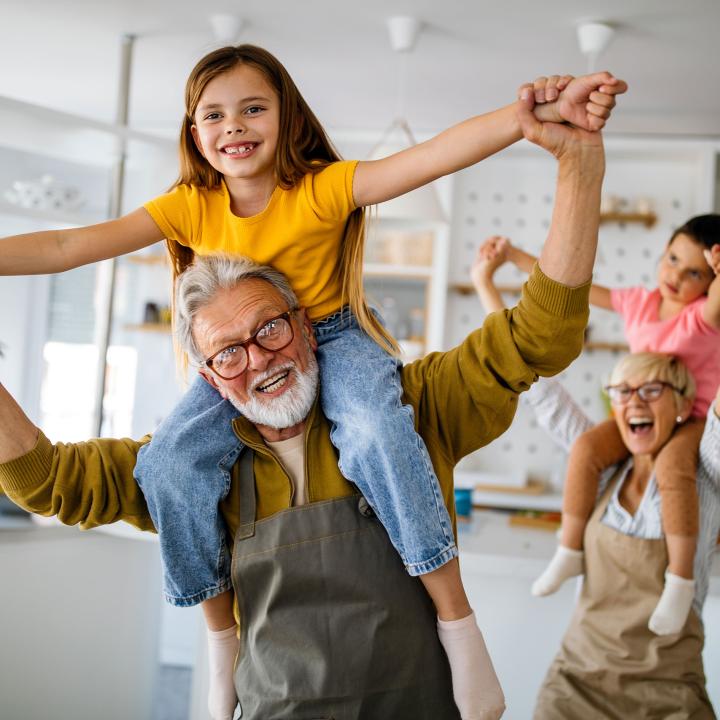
[446,141,713,495]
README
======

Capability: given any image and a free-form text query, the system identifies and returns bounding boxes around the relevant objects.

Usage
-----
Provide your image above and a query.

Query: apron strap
[236,449,257,539]
[591,462,628,523]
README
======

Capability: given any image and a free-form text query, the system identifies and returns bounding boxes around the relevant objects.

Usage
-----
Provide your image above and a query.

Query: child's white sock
[648,572,695,636]
[531,545,584,597]
[207,624,240,720]
[437,611,505,720]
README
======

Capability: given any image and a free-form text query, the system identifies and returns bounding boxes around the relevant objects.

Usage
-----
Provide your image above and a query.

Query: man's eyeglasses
[604,381,684,405]
[203,309,298,380]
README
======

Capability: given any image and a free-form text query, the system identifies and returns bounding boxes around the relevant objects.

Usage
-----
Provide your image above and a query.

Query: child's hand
[527,72,628,132]
[525,74,574,104]
[704,244,720,276]
[471,236,510,289]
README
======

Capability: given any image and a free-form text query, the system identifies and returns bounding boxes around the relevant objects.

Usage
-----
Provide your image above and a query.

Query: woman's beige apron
[231,451,460,719]
[534,469,715,720]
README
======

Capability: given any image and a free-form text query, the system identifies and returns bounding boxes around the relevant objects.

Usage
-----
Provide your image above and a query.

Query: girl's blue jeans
[135,307,458,606]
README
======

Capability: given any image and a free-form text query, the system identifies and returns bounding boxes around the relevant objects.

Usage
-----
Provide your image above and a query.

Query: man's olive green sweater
[0,265,589,541]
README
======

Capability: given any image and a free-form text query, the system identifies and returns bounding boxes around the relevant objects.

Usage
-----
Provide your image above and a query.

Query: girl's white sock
[531,545,584,597]
[437,611,505,720]
[207,624,240,720]
[648,572,695,636]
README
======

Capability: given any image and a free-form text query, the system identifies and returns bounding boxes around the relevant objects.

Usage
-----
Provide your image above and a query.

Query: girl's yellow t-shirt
[143,160,358,321]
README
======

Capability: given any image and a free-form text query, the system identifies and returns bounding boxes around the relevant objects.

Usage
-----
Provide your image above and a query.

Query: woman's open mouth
[628,417,654,435]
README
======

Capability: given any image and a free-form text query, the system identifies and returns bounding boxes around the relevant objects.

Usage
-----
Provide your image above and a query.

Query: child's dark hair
[166,44,397,361]
[670,214,720,252]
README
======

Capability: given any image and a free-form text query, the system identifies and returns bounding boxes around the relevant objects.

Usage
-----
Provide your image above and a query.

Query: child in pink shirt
[500,215,720,635]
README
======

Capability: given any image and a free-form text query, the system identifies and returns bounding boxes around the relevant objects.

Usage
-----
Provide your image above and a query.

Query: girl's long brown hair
[167,44,398,358]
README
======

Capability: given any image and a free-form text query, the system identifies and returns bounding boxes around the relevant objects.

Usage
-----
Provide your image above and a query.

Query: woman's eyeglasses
[604,381,684,405]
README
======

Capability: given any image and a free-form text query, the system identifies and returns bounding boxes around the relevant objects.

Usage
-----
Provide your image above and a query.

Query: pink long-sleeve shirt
[611,286,720,417]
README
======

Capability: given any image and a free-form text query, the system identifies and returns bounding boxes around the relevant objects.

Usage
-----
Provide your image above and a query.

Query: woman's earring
[676,415,684,423]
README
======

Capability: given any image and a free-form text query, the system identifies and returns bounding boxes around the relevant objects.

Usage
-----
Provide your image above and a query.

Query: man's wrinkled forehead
[194,278,288,353]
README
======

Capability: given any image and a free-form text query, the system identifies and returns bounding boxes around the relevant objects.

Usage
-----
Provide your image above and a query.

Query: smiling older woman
[525,353,719,719]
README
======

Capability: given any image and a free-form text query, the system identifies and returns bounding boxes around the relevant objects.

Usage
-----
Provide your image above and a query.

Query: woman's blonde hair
[609,352,696,410]
[166,44,397,361]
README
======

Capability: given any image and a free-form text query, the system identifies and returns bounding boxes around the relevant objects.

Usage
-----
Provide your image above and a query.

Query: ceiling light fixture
[369,16,445,223]
[576,21,615,72]
[209,14,245,45]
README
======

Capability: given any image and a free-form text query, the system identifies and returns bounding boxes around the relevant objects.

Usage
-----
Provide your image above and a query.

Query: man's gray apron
[231,451,460,719]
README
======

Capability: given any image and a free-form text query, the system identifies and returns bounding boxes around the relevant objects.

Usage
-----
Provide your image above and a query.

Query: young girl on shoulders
[0,45,626,719]
[483,217,720,639]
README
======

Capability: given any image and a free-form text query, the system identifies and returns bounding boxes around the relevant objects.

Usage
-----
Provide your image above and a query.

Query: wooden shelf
[0,95,175,149]
[123,323,172,334]
[584,341,629,352]
[364,263,433,280]
[450,283,522,296]
[471,487,563,512]
[600,211,657,228]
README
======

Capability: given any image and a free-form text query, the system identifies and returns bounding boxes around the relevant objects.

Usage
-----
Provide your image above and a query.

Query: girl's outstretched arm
[353,102,523,206]
[352,71,627,207]
[702,244,720,329]
[0,207,165,275]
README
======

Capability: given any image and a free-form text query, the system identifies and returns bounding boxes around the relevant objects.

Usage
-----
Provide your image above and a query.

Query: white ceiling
[1,0,719,139]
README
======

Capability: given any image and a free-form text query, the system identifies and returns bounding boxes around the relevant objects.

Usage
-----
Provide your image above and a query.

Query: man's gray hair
[175,254,299,364]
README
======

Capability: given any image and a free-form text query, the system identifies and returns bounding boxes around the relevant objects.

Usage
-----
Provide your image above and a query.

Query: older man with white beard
[0,98,605,719]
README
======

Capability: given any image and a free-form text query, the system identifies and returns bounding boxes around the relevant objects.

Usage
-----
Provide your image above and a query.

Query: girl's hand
[527,74,574,104]
[704,244,720,276]
[530,72,628,132]
[471,236,510,286]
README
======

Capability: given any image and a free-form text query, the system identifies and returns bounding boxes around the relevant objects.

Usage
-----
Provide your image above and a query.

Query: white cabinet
[364,217,450,361]
[0,525,162,720]
[0,95,176,440]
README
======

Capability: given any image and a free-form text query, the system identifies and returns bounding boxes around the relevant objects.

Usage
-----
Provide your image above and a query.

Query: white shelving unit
[444,135,720,511]
[0,93,176,436]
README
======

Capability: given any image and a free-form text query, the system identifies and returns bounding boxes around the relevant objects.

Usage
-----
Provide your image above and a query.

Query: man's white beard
[229,353,319,430]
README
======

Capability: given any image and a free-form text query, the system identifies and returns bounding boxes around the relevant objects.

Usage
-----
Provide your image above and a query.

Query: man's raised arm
[0,382,154,531]
[516,88,604,286]
[404,93,609,462]
[0,382,39,463]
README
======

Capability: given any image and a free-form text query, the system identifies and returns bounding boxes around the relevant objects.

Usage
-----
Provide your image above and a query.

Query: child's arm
[702,244,720,329]
[501,239,614,310]
[352,71,627,207]
[470,236,510,314]
[0,207,165,275]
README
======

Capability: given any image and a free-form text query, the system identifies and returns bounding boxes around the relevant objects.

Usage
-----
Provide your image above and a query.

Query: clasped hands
[519,72,628,158]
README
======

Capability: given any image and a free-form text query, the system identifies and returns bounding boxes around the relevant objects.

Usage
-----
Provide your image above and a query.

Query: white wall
[445,139,719,490]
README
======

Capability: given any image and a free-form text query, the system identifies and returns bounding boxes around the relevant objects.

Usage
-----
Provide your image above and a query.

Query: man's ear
[299,309,318,352]
[190,125,207,159]
[199,368,227,399]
